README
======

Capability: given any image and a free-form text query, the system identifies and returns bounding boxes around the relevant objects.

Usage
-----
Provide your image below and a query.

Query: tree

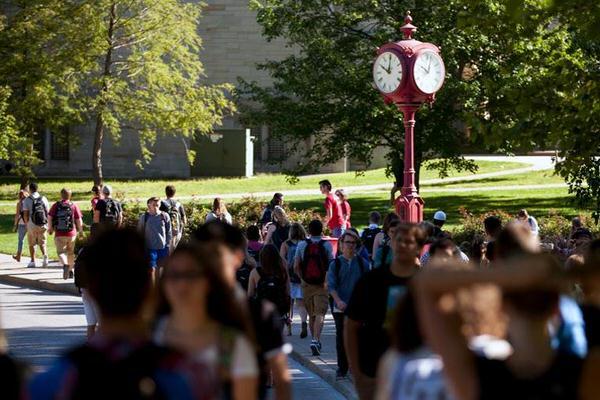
[1,1,234,185]
[238,1,569,195]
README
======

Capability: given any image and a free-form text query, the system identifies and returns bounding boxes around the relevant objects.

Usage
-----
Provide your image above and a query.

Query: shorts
[148,247,169,269]
[81,289,99,326]
[302,282,328,317]
[27,225,47,247]
[290,282,303,300]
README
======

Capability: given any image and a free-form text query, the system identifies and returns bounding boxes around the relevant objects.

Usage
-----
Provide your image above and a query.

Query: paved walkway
[0,253,357,399]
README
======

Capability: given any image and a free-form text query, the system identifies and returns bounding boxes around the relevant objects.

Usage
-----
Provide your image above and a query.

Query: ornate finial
[400,11,417,40]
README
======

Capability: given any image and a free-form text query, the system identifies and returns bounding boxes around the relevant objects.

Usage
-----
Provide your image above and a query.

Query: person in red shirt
[319,179,345,238]
[48,188,83,279]
[335,189,352,229]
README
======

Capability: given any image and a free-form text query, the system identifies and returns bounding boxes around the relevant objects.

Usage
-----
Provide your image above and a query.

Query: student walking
[280,223,309,337]
[327,230,368,379]
[89,185,102,238]
[319,179,345,238]
[264,206,291,252]
[22,182,49,268]
[335,189,352,229]
[205,197,233,224]
[93,185,123,228]
[294,220,334,356]
[12,189,29,262]
[47,188,83,280]
[361,211,382,261]
[160,185,186,250]
[345,223,426,399]
[138,197,171,278]
[260,192,284,226]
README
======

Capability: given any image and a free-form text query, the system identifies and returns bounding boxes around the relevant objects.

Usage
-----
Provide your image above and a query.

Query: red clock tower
[373,12,445,222]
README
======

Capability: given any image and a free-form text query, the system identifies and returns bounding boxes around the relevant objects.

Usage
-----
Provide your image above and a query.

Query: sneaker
[310,340,320,356]
[27,261,36,268]
[68,270,74,279]
[300,322,308,339]
[42,255,48,268]
[336,369,347,380]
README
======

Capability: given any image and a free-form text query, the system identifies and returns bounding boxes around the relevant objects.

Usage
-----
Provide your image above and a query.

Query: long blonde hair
[272,206,289,226]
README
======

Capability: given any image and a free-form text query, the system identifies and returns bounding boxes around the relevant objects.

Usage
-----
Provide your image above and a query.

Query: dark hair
[383,212,400,234]
[391,288,423,352]
[270,193,283,208]
[147,196,160,205]
[483,215,502,236]
[246,225,261,241]
[517,209,529,218]
[28,182,38,193]
[308,219,323,236]
[194,221,245,252]
[82,228,151,317]
[495,223,538,261]
[259,244,288,281]
[318,180,332,191]
[429,238,456,256]
[60,188,71,201]
[91,185,101,195]
[158,243,253,335]
[165,185,176,198]
[368,211,381,224]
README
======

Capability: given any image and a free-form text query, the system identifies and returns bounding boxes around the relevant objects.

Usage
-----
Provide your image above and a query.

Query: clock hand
[387,57,392,73]
[426,59,431,74]
[420,65,428,73]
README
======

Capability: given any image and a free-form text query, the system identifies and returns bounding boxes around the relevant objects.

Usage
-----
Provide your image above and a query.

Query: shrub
[451,207,513,244]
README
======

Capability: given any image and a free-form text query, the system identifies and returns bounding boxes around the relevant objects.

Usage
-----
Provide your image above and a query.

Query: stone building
[36,0,386,178]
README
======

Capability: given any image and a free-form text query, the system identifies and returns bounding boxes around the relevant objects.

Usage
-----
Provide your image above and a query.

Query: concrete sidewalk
[0,253,357,399]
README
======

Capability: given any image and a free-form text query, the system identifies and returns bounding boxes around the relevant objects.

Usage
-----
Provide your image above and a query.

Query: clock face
[413,50,445,94]
[373,51,403,94]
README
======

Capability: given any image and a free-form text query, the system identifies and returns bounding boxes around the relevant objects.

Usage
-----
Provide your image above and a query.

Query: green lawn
[0,160,525,202]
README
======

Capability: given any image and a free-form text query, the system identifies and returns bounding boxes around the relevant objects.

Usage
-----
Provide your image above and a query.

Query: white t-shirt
[376,348,454,400]
[153,317,258,379]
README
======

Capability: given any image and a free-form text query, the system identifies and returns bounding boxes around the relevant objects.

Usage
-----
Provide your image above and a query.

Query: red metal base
[394,192,424,223]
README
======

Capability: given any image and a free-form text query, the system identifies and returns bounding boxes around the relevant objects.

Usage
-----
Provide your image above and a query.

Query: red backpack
[300,239,329,285]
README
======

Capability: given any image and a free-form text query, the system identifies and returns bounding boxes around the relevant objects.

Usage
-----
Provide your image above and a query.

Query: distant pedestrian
[22,182,49,268]
[319,179,344,238]
[264,206,290,251]
[517,209,539,236]
[160,185,187,250]
[372,212,400,257]
[481,215,502,266]
[93,185,123,228]
[335,189,352,229]
[89,185,103,237]
[12,189,29,263]
[294,220,334,356]
[432,210,446,238]
[47,188,83,280]
[373,220,400,269]
[361,211,382,261]
[246,224,263,263]
[328,230,368,379]
[281,223,308,338]
[260,192,284,226]
[205,197,233,224]
[138,197,171,278]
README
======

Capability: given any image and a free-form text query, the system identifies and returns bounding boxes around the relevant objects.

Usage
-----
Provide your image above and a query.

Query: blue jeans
[148,248,169,269]
[17,224,27,253]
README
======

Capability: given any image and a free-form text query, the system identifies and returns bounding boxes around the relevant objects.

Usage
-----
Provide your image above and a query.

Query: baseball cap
[433,210,446,221]
[102,185,112,195]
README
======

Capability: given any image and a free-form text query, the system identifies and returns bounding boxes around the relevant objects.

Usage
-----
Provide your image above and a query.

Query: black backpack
[361,227,381,258]
[271,224,290,252]
[31,196,48,226]
[255,268,289,316]
[163,200,182,235]
[66,344,170,400]
[100,199,120,225]
[300,239,329,285]
[54,201,74,233]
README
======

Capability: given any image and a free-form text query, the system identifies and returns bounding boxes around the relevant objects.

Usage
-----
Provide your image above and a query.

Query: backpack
[31,196,48,226]
[236,262,252,291]
[53,201,74,233]
[379,244,391,269]
[300,239,329,285]
[66,344,170,400]
[361,227,382,258]
[164,200,182,235]
[285,240,301,284]
[100,199,120,225]
[254,268,289,316]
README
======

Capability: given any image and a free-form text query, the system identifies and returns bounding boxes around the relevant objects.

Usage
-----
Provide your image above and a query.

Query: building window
[51,129,69,161]
[268,136,285,160]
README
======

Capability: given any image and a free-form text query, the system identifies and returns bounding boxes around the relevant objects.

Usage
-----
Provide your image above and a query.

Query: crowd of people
[1,178,599,400]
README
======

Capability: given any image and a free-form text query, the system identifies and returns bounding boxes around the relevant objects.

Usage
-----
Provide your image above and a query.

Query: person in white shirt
[22,182,50,268]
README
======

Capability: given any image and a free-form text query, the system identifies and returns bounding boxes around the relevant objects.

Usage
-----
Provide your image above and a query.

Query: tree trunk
[92,2,116,186]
